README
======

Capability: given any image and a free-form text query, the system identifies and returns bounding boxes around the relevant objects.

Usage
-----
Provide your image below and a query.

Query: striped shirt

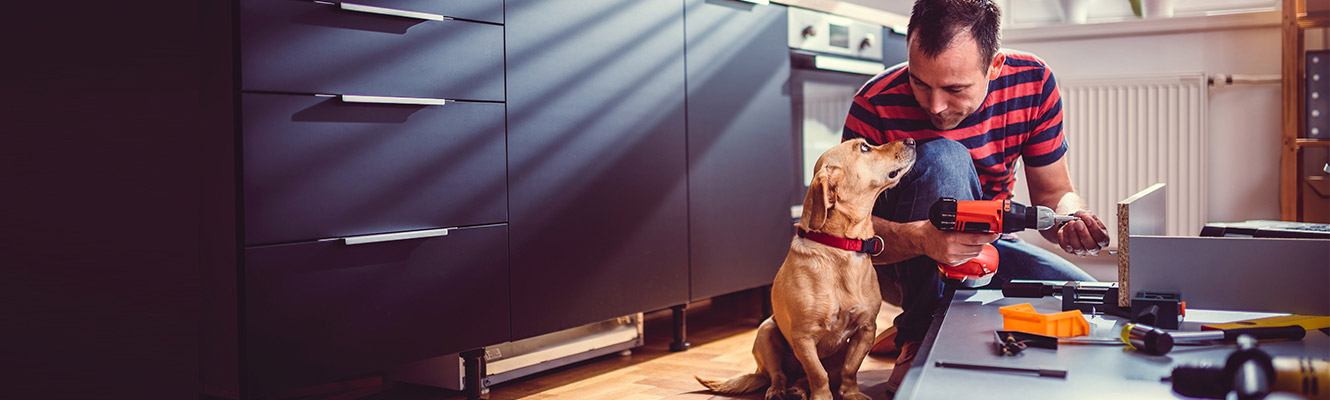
[842,51,1067,200]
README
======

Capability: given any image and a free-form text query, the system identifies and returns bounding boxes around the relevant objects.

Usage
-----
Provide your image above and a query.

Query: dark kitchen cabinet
[684,0,794,301]
[244,224,510,394]
[505,0,690,340]
[203,1,512,396]
[882,28,908,68]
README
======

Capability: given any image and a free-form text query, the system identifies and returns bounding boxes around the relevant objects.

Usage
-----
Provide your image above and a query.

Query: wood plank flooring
[355,292,906,400]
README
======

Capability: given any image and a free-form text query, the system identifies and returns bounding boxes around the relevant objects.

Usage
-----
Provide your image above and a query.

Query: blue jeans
[874,139,1096,347]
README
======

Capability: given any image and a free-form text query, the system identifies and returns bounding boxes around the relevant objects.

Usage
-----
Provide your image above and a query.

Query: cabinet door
[505,0,689,340]
[883,28,908,68]
[244,224,509,394]
[686,0,793,301]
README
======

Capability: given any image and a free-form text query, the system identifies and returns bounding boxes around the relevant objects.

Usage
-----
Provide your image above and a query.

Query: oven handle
[811,55,883,76]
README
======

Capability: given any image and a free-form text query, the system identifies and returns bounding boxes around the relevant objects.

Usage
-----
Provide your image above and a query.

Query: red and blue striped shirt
[842,51,1067,200]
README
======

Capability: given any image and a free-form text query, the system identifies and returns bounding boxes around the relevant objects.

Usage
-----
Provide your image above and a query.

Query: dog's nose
[903,138,916,147]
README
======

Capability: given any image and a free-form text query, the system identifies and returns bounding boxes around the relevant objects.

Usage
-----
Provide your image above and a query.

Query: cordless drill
[927,198,1078,287]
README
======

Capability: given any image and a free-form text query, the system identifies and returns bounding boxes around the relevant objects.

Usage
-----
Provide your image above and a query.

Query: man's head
[906,0,1005,130]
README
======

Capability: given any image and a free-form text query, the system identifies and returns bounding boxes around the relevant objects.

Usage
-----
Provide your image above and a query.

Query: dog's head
[801,138,916,231]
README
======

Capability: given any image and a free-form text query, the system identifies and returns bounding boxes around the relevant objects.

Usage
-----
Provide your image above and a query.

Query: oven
[788,7,906,208]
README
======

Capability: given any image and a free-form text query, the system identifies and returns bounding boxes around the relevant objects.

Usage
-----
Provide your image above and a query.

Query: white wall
[1008,26,1284,247]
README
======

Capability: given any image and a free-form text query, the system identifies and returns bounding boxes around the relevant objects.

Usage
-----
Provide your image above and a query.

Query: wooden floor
[291,252,1118,400]
[347,292,906,400]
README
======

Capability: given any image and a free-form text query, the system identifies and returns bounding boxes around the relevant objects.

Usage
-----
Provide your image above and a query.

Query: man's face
[907,34,994,130]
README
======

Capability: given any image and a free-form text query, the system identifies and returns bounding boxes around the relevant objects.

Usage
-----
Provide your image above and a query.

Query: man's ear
[800,166,841,230]
[986,52,1006,80]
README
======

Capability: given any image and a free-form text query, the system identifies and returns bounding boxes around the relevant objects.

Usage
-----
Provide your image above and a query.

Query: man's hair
[907,0,1002,71]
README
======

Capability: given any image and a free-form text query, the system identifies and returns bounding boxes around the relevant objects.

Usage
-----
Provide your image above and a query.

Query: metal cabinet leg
[461,349,489,399]
[669,304,691,352]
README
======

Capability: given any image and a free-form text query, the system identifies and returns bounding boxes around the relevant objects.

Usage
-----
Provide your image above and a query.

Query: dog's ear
[801,166,841,230]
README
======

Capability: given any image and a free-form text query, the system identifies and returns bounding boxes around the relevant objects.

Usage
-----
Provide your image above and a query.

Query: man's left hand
[1057,210,1110,256]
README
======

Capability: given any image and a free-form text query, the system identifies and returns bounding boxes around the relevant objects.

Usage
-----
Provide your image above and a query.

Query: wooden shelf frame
[1279,0,1330,221]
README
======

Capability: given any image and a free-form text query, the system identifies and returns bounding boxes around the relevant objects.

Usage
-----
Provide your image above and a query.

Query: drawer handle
[340,94,452,106]
[330,1,452,21]
[343,227,450,245]
[735,0,770,4]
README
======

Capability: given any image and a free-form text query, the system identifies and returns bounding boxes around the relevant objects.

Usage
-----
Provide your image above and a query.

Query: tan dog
[696,137,915,400]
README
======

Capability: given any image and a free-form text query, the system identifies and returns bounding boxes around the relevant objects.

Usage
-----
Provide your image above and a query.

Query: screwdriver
[1121,323,1306,355]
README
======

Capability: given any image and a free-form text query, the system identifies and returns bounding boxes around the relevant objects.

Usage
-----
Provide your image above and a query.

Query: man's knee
[911,138,975,180]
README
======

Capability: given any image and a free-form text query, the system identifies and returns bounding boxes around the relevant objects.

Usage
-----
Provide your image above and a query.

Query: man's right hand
[870,218,1000,266]
[912,221,1000,266]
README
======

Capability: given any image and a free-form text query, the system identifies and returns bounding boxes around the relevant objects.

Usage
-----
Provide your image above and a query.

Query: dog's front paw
[838,391,871,400]
[765,385,807,400]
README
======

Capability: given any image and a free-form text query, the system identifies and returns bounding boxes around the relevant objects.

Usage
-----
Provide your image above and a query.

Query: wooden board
[1116,183,1167,307]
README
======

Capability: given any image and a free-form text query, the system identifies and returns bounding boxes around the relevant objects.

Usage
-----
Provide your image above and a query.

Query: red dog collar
[797,227,885,256]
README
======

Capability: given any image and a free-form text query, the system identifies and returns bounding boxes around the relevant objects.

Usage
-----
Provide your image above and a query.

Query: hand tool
[1003,281,1186,329]
[929,198,1078,233]
[1127,290,1185,329]
[1167,335,1330,400]
[929,198,1078,287]
[1122,323,1307,356]
[934,360,1067,378]
[1010,322,1308,356]
[1202,314,1330,332]
[996,329,1147,356]
[995,330,1058,356]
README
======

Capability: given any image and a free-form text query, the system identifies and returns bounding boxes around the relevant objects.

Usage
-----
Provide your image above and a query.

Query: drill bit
[934,361,1068,378]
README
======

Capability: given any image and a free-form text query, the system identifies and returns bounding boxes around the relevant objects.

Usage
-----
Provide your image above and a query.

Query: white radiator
[1060,73,1209,239]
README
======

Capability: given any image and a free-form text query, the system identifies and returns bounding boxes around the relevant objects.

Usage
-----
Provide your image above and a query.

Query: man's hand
[917,223,1000,266]
[1055,210,1110,256]
[870,219,998,266]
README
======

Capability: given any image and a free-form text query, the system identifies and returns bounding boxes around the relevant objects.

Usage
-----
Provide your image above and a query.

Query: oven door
[789,51,889,207]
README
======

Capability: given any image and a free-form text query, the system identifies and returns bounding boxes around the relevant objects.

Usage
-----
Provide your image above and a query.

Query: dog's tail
[694,371,769,394]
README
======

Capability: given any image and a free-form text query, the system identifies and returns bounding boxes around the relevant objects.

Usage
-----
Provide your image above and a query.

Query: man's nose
[925,92,947,114]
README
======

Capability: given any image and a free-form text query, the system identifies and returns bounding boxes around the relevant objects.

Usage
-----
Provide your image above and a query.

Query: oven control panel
[788,7,884,62]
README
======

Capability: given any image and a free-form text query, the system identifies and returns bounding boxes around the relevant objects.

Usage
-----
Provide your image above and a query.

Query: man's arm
[1024,157,1111,255]
[871,217,1000,266]
[844,68,997,267]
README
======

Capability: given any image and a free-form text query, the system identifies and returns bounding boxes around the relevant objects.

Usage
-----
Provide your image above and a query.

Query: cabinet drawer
[243,93,506,245]
[244,224,509,394]
[241,0,503,101]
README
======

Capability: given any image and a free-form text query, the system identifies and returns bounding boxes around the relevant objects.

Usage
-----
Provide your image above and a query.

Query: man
[840,0,1111,391]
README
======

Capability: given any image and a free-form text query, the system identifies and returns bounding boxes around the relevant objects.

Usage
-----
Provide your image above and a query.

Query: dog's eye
[888,168,901,179]
[859,143,870,152]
